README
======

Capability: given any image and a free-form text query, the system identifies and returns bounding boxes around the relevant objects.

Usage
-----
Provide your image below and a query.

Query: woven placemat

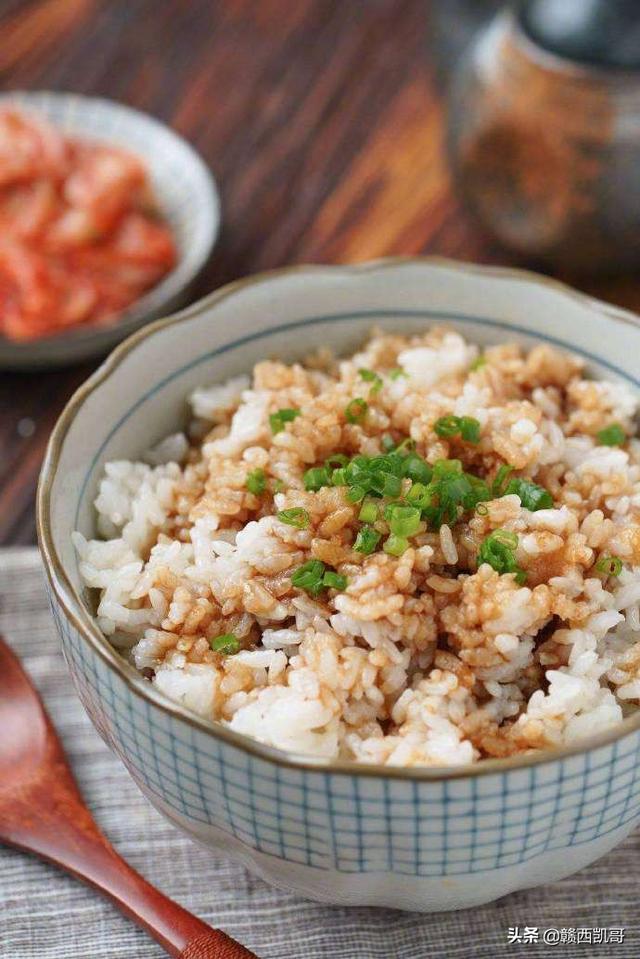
[1,547,638,958]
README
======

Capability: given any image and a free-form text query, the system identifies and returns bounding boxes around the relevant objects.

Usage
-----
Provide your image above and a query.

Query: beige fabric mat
[1,547,639,958]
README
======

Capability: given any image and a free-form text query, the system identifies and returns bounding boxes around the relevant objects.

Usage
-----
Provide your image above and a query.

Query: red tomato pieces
[0,109,177,341]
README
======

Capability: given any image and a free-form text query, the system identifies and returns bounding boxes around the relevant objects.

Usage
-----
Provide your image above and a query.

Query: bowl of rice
[38,258,640,910]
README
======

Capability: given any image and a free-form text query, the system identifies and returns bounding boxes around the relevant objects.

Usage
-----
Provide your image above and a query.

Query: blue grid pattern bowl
[0,90,220,369]
[38,259,640,911]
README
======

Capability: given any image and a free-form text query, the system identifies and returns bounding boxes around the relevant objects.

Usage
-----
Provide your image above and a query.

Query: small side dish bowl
[0,90,220,369]
[38,259,640,911]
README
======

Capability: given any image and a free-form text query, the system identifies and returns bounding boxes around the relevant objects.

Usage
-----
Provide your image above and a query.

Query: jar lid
[519,0,640,69]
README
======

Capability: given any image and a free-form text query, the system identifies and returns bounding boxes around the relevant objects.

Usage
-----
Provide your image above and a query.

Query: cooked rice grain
[75,327,640,766]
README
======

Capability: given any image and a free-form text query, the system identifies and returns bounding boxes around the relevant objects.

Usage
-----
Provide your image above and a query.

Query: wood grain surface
[1,0,638,544]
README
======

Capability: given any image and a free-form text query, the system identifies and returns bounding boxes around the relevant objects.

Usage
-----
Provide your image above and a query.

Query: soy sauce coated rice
[74,328,640,767]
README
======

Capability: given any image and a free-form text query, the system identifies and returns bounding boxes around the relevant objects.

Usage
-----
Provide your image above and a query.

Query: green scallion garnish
[270,408,301,435]
[277,507,310,529]
[353,525,381,555]
[477,529,526,584]
[504,477,553,511]
[388,505,421,538]
[383,534,410,556]
[323,570,348,590]
[369,471,402,498]
[291,559,326,596]
[596,423,626,447]
[406,482,431,510]
[595,555,623,577]
[346,485,366,503]
[434,415,461,438]
[345,397,368,424]
[402,453,432,484]
[434,415,481,444]
[331,467,348,486]
[359,500,378,523]
[459,416,481,444]
[359,368,383,394]
[291,560,347,595]
[246,468,266,495]
[470,354,487,371]
[492,464,514,496]
[389,367,407,380]
[210,633,240,655]
[304,466,331,491]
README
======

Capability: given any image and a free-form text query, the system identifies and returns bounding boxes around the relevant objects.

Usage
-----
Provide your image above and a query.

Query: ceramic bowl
[0,90,220,369]
[38,258,640,911]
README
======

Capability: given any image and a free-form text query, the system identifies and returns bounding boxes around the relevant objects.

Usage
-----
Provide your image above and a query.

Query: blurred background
[1,0,639,544]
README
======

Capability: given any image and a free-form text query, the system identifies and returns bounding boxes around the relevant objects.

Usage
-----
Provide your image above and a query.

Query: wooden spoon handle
[180,932,257,958]
[10,814,257,957]
[4,763,258,956]
[0,638,257,957]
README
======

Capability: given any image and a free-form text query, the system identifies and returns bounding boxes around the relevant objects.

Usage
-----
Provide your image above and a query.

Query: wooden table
[2,0,639,545]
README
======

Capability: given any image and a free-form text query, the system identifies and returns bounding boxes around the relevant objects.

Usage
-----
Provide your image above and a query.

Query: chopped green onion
[477,529,525,583]
[277,507,310,529]
[210,633,240,655]
[345,397,368,424]
[434,415,461,438]
[383,534,410,556]
[459,416,481,444]
[353,525,381,555]
[433,459,462,478]
[383,501,401,520]
[461,475,491,510]
[402,453,432,484]
[346,485,366,503]
[389,367,407,380]
[595,555,623,577]
[493,529,518,548]
[388,505,421,538]
[492,464,514,496]
[406,482,431,510]
[323,570,348,590]
[291,559,326,595]
[359,368,383,394]
[271,479,285,493]
[381,434,396,452]
[326,453,349,469]
[331,467,347,486]
[434,415,481,444]
[368,454,404,476]
[304,466,331,491]
[270,408,301,434]
[470,353,487,371]
[246,468,266,495]
[504,478,553,511]
[395,437,416,453]
[369,471,402,498]
[359,500,378,523]
[597,423,626,446]
[476,503,489,516]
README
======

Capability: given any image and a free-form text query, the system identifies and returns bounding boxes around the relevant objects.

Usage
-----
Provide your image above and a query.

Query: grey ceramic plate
[0,90,220,369]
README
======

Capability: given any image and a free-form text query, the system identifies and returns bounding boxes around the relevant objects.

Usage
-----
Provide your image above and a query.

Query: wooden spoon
[0,635,258,959]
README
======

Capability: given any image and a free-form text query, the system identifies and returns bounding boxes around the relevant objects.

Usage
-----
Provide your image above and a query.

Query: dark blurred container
[446,0,640,273]
[429,0,511,89]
